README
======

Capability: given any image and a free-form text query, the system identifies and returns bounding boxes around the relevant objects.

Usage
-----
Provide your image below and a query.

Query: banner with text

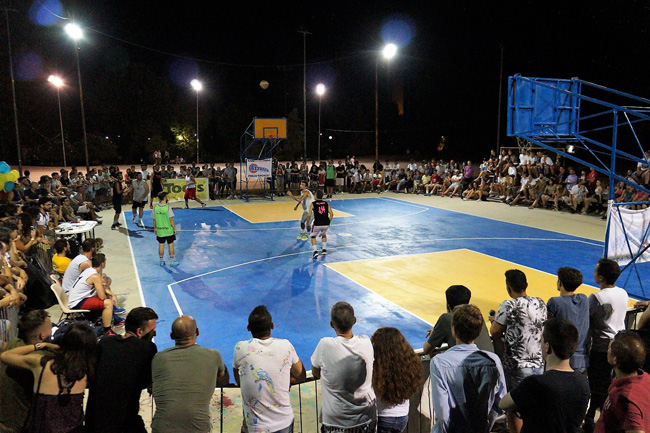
[245,159,272,178]
[161,178,208,202]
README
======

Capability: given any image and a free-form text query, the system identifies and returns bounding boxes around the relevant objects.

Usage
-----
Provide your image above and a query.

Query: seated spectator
[66,253,122,335]
[430,304,506,433]
[61,238,94,293]
[152,315,229,433]
[311,302,376,433]
[584,258,629,432]
[371,327,421,433]
[594,331,650,433]
[490,269,547,433]
[0,322,98,433]
[499,318,590,433]
[52,239,72,275]
[85,307,159,433]
[423,284,493,355]
[233,305,306,433]
[0,310,54,433]
[36,197,55,237]
[547,267,589,373]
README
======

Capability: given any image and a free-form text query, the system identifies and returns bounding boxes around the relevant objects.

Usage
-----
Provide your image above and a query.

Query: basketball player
[153,192,178,266]
[307,190,334,258]
[287,181,314,241]
[184,169,206,209]
[131,171,149,227]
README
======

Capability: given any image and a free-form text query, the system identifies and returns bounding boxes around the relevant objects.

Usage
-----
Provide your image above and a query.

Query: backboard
[254,118,287,139]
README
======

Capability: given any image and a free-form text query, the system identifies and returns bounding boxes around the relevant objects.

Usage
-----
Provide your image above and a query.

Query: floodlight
[64,23,83,41]
[316,83,326,96]
[48,75,63,88]
[191,79,203,91]
[382,43,398,60]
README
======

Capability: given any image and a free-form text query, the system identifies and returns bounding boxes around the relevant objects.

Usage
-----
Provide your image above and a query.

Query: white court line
[124,213,148,308]
[164,235,605,313]
[220,205,254,224]
[151,205,429,232]
[379,195,606,243]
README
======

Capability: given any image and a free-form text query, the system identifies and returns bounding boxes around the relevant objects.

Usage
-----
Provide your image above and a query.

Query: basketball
[260,80,269,89]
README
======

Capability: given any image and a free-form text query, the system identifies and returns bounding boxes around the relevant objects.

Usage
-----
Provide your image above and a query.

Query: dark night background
[1,0,649,166]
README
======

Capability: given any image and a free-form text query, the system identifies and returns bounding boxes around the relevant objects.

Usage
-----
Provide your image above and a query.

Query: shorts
[157,234,176,244]
[325,178,336,187]
[588,351,613,396]
[300,211,313,226]
[184,187,197,200]
[77,205,89,214]
[505,367,543,391]
[311,225,329,238]
[74,296,105,311]
[132,200,147,208]
[112,197,122,213]
[336,178,344,186]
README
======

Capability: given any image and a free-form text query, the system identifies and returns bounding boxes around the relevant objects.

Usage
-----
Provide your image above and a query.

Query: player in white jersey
[288,181,314,241]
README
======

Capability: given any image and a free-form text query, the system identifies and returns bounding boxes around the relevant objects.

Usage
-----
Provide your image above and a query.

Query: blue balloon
[4,181,14,192]
[0,162,9,174]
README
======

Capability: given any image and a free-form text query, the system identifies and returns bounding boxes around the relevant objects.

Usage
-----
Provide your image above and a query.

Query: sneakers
[159,260,165,267]
[185,204,189,209]
[132,215,136,222]
[321,249,327,256]
[301,233,309,241]
[312,251,319,259]
[111,223,118,230]
[202,203,206,209]
[297,233,305,240]
[113,316,125,327]
[170,260,179,267]
[113,306,127,316]
[149,204,153,209]
[137,220,145,228]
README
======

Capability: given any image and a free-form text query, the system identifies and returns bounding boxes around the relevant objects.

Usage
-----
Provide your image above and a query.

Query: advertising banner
[245,159,272,178]
[161,178,208,202]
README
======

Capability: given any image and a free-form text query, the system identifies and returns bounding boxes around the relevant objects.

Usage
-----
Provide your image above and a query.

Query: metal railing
[0,305,19,345]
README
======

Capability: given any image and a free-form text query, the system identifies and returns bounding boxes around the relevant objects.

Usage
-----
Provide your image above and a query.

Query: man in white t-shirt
[583,258,629,431]
[61,239,95,294]
[233,306,306,433]
[311,302,376,432]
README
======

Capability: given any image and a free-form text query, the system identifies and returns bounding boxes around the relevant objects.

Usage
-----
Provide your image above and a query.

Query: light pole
[316,83,325,161]
[48,75,67,167]
[375,43,398,165]
[64,23,89,172]
[190,79,202,164]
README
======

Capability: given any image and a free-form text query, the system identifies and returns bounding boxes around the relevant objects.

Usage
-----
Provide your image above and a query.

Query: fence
[140,307,648,433]
[0,305,20,345]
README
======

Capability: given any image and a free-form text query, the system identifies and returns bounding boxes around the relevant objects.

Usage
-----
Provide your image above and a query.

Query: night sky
[1,0,650,164]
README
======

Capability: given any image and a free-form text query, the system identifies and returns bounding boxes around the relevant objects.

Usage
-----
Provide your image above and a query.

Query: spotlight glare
[382,43,398,59]
[191,79,203,91]
[48,75,63,88]
[64,23,83,40]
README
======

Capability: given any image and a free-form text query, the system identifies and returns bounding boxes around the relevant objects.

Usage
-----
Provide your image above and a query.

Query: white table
[55,221,98,240]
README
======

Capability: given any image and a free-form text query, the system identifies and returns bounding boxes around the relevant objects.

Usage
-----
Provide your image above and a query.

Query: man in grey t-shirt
[152,315,229,433]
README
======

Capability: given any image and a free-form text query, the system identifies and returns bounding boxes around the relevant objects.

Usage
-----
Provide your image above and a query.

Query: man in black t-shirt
[306,190,334,259]
[499,317,590,433]
[85,307,159,433]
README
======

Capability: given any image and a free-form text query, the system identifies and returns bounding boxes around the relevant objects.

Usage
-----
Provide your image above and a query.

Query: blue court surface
[125,197,649,369]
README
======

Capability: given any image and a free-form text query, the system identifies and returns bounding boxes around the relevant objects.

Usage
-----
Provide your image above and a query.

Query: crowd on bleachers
[278,148,650,215]
[0,152,650,433]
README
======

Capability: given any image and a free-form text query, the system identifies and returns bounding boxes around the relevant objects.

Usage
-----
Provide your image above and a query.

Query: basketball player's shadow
[116,226,144,238]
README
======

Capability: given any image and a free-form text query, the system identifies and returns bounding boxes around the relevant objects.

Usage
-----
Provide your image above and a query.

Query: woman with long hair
[0,322,98,433]
[371,327,422,433]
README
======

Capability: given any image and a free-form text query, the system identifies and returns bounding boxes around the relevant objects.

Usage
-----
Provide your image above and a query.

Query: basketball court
[124,195,647,369]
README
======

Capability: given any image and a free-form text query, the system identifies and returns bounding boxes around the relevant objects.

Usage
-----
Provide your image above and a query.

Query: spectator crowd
[0,149,649,433]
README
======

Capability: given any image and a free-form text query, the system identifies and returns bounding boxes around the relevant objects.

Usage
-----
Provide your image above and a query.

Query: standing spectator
[499,318,590,433]
[140,164,150,181]
[111,172,130,230]
[583,258,629,432]
[423,285,493,355]
[371,327,421,433]
[233,305,306,433]
[547,267,589,373]
[0,310,54,433]
[325,159,336,198]
[152,315,229,433]
[490,269,547,433]
[311,302,376,433]
[0,322,98,433]
[85,307,159,433]
[594,331,650,433]
[431,304,506,433]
